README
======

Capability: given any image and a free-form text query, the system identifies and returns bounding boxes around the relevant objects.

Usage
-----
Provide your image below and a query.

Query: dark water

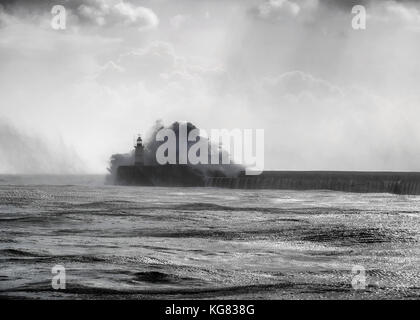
[0,175,419,299]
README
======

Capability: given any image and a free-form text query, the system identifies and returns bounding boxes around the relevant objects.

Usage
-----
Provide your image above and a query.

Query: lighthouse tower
[134,135,145,166]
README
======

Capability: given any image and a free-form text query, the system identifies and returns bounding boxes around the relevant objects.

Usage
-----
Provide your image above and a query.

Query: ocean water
[0,175,419,299]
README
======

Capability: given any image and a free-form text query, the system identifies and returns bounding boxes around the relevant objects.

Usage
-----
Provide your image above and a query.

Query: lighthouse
[134,135,145,166]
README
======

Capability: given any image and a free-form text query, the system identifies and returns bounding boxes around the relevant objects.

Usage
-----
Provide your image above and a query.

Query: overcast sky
[1,0,420,173]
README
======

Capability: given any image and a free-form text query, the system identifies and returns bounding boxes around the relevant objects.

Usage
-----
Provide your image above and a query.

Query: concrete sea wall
[204,171,420,195]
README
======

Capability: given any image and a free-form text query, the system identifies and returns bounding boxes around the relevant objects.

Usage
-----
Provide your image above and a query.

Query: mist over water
[0,120,85,174]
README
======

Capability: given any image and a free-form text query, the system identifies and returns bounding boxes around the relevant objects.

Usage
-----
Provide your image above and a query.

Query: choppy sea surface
[0,175,419,299]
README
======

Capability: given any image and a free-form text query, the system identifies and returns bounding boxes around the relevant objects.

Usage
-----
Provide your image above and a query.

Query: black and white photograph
[0,0,419,307]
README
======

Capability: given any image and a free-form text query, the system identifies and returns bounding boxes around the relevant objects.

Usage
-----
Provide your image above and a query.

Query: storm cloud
[1,0,420,172]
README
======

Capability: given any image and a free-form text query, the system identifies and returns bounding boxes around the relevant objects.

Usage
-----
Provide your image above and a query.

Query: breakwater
[115,166,420,195]
[115,165,205,187]
[204,171,420,195]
